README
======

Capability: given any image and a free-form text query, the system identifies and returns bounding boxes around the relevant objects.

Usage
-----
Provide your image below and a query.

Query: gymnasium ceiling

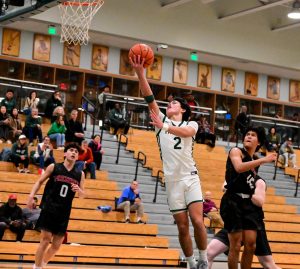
[2,0,300,80]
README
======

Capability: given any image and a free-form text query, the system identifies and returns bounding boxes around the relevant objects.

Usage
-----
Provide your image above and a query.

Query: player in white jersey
[130,56,208,269]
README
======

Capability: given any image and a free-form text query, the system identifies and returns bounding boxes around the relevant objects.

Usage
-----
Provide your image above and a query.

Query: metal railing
[153,170,164,203]
[134,151,146,181]
[294,169,300,197]
[81,96,97,137]
[249,114,300,148]
[115,134,128,164]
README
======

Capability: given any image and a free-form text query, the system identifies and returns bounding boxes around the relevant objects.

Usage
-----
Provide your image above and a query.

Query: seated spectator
[9,108,22,142]
[265,127,281,152]
[47,115,66,149]
[88,134,104,170]
[0,89,16,115]
[11,134,30,173]
[117,180,145,224]
[108,103,129,136]
[23,90,39,116]
[45,91,63,119]
[65,109,85,145]
[196,115,216,147]
[0,105,12,143]
[23,108,43,145]
[0,194,26,241]
[22,196,41,230]
[76,140,96,179]
[33,136,55,174]
[203,191,224,228]
[51,106,65,123]
[279,138,297,168]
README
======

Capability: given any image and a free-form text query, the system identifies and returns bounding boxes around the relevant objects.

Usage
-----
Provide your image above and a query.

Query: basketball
[128,43,154,68]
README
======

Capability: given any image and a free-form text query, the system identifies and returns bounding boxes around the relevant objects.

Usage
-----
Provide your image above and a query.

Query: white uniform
[156,112,203,213]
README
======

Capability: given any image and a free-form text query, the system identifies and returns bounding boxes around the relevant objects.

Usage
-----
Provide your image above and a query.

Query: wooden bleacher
[124,129,300,269]
[0,146,180,266]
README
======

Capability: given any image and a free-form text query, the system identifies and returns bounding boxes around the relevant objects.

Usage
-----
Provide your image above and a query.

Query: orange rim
[62,1,103,6]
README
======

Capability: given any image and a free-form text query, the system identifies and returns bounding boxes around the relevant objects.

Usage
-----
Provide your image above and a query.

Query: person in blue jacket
[117,180,145,224]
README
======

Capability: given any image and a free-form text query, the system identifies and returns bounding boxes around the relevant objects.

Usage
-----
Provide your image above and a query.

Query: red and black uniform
[36,163,81,235]
[220,148,264,233]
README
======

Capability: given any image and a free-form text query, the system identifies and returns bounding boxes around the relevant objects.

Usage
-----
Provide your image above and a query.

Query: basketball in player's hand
[128,43,154,68]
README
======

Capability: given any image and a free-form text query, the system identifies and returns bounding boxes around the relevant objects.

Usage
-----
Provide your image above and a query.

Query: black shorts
[214,225,271,256]
[36,209,70,235]
[220,192,263,233]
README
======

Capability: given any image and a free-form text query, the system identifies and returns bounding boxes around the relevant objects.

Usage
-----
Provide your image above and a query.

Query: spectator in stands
[0,89,16,115]
[47,115,66,150]
[65,109,85,145]
[45,91,63,119]
[51,106,65,123]
[117,180,145,224]
[196,115,216,148]
[88,134,104,170]
[0,105,12,144]
[0,194,26,242]
[97,85,111,120]
[76,140,96,179]
[23,90,39,116]
[9,108,22,142]
[108,103,129,136]
[22,196,41,230]
[279,137,297,168]
[234,105,249,141]
[34,136,55,174]
[183,91,200,120]
[23,108,43,145]
[11,134,30,173]
[203,191,224,228]
[265,127,281,152]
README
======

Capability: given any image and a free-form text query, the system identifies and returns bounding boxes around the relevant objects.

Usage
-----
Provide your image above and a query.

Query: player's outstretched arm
[27,163,55,209]
[230,148,277,174]
[129,55,160,115]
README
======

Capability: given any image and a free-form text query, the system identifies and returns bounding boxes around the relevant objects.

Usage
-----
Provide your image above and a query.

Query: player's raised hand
[263,152,277,163]
[129,55,145,77]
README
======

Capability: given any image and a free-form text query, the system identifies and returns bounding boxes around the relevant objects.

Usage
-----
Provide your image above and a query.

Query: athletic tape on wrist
[144,95,154,103]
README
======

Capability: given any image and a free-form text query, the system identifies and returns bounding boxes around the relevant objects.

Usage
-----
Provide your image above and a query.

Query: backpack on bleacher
[0,148,12,162]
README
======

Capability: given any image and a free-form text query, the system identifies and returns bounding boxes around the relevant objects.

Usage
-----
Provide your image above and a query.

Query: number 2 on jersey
[60,184,69,197]
[174,137,182,149]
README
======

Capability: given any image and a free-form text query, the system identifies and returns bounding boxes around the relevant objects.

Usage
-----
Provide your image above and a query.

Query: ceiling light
[157,44,168,50]
[288,0,300,19]
[215,110,227,114]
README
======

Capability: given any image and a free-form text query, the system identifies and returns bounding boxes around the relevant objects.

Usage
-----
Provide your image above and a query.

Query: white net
[59,0,104,46]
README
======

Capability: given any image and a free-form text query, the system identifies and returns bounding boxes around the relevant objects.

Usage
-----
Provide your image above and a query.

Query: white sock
[199,249,208,261]
[42,261,47,267]
[33,265,42,269]
[186,255,196,268]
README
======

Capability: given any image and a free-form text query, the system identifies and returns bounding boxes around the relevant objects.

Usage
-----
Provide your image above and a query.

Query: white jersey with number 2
[155,112,198,182]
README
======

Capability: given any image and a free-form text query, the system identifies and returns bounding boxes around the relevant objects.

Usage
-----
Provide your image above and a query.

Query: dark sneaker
[137,220,146,224]
[197,260,208,269]
[125,218,130,223]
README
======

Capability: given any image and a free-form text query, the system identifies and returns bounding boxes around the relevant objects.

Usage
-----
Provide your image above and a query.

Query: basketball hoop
[59,0,104,46]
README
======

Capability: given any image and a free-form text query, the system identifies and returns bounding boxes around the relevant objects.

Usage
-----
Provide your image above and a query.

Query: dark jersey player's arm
[230,148,276,174]
[27,164,55,206]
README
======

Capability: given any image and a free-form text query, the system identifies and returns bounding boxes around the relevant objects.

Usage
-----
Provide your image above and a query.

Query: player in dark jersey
[27,143,85,269]
[220,127,276,269]
[208,178,280,269]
